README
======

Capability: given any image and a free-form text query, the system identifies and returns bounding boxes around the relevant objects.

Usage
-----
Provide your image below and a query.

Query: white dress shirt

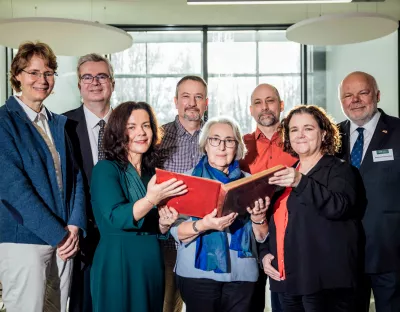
[14,95,54,144]
[83,105,112,165]
[350,111,381,161]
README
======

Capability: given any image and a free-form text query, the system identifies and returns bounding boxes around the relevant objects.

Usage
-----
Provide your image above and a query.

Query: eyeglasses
[80,74,111,84]
[208,137,237,148]
[21,69,58,80]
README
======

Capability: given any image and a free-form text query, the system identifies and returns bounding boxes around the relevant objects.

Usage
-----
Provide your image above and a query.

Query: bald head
[251,83,282,104]
[339,71,380,126]
[339,71,379,98]
[250,83,284,128]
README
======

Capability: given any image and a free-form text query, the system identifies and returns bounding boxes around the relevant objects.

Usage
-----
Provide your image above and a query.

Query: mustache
[258,111,275,117]
[185,107,200,112]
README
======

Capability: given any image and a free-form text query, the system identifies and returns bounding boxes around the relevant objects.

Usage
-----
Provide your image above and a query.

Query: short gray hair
[199,116,247,160]
[77,53,115,82]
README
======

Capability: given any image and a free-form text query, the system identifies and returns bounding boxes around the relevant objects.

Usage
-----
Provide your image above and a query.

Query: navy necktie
[98,120,106,161]
[351,127,364,168]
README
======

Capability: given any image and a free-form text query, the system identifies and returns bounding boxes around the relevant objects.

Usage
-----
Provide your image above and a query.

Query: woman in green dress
[90,101,187,312]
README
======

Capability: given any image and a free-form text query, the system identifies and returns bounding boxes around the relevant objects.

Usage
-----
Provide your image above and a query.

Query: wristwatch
[192,220,200,233]
[251,218,265,225]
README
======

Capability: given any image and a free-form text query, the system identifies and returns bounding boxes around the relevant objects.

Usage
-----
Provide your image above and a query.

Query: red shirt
[240,127,297,173]
[273,187,292,280]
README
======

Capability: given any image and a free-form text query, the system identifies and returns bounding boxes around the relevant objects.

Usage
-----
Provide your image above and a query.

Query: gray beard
[184,111,201,121]
[257,114,278,127]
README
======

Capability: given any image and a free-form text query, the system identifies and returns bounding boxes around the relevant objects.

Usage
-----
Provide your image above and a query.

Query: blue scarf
[192,155,254,273]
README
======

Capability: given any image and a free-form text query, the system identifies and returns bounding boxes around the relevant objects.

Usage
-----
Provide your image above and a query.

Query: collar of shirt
[83,105,112,129]
[174,115,204,137]
[14,95,50,123]
[350,110,381,138]
[255,127,279,143]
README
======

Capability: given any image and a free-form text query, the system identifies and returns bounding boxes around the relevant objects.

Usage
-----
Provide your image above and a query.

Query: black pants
[355,271,400,312]
[281,288,355,312]
[250,269,283,312]
[176,275,255,312]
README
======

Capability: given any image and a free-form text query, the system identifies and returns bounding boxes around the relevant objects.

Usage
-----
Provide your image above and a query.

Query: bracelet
[145,196,155,206]
[160,223,170,229]
[251,218,265,225]
[192,220,200,233]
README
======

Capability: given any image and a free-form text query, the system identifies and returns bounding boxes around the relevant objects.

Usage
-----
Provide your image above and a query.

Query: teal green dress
[90,160,165,312]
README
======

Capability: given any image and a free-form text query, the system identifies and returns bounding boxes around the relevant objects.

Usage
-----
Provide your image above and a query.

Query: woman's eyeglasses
[21,69,58,80]
[207,137,237,148]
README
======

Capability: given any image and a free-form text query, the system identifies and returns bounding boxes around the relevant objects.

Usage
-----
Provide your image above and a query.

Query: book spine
[216,187,227,218]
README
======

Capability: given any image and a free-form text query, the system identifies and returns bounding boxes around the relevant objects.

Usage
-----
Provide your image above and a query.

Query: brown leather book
[156,165,284,218]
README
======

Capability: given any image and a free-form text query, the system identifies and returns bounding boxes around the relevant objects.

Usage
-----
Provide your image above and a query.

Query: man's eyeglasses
[80,74,111,84]
[208,137,237,148]
[21,69,57,80]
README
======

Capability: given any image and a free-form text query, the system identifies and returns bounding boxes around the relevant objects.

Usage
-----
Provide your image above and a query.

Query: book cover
[156,165,284,218]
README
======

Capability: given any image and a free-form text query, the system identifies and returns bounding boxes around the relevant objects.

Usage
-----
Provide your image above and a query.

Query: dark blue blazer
[0,96,86,247]
[338,109,400,274]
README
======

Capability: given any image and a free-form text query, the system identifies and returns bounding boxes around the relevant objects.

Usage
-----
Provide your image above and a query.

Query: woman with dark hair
[260,105,365,312]
[90,101,187,312]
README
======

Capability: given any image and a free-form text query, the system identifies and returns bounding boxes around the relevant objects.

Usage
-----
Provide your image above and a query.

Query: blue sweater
[0,96,86,247]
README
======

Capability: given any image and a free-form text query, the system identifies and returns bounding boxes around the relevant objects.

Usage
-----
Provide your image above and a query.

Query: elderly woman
[0,42,86,312]
[170,116,269,312]
[90,101,187,312]
[261,105,365,312]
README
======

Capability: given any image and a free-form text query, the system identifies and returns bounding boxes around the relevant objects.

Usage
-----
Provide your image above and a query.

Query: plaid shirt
[157,116,204,249]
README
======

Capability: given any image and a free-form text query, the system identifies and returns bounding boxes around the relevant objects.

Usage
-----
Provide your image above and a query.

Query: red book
[155,165,284,218]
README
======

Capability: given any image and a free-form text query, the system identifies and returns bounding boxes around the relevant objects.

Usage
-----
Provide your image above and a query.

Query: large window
[110,31,203,124]
[110,29,302,133]
[208,30,300,134]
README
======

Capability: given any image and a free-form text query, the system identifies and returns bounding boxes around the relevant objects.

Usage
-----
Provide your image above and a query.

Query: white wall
[43,56,81,114]
[325,31,399,123]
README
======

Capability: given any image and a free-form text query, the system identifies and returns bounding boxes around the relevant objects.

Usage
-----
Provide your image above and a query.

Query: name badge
[372,149,394,162]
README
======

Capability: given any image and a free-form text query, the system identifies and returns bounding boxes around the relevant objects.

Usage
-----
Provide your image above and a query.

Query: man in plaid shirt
[157,76,208,312]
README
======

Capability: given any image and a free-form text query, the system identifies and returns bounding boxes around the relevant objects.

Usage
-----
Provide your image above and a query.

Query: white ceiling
[0,0,399,25]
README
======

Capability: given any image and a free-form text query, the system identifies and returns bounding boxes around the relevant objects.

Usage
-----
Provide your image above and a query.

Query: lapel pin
[382,130,388,134]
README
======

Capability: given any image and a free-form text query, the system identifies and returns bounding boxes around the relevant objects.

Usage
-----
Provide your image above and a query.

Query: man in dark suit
[64,53,115,312]
[337,71,400,312]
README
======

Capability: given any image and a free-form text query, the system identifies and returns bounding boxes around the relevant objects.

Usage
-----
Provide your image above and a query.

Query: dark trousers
[176,275,255,312]
[356,271,400,312]
[68,258,93,312]
[69,231,99,312]
[250,268,283,312]
[281,288,355,312]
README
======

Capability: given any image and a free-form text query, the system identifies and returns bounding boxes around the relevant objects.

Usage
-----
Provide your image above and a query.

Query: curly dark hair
[281,105,341,157]
[103,101,162,172]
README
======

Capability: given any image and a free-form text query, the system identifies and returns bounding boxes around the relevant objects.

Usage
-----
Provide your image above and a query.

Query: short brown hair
[103,101,162,172]
[10,41,57,92]
[175,75,207,98]
[281,105,341,157]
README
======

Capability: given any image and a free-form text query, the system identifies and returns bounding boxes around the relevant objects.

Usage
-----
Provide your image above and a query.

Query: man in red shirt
[240,83,297,312]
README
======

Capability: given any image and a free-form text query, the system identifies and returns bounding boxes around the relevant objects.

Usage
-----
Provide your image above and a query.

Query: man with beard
[157,75,208,312]
[240,83,297,312]
[64,53,115,312]
[337,71,400,312]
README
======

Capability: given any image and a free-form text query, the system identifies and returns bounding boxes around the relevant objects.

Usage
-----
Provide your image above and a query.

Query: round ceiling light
[286,12,398,46]
[0,17,133,55]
